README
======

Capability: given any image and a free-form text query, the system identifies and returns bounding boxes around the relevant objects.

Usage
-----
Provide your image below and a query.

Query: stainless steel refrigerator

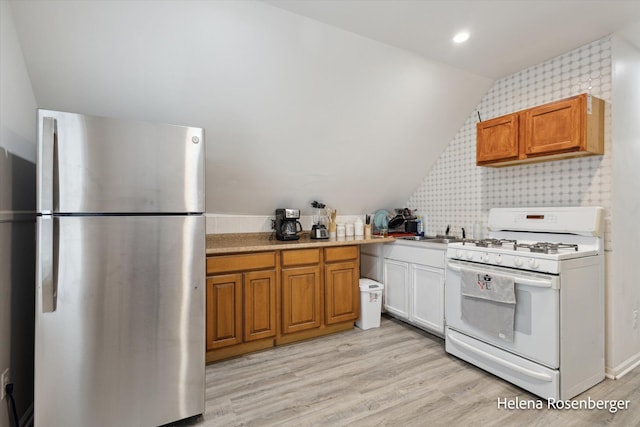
[35,109,205,427]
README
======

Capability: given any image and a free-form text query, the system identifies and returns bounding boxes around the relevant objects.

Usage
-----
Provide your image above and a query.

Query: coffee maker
[275,208,303,241]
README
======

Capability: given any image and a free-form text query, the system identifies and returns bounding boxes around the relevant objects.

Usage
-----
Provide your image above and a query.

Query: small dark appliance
[310,224,329,239]
[275,208,303,241]
[310,200,329,239]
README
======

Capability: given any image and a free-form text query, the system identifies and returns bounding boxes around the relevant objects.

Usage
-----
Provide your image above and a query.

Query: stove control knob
[528,258,540,269]
[495,255,503,264]
[514,257,523,267]
[481,253,490,262]
[456,250,464,259]
[465,251,474,260]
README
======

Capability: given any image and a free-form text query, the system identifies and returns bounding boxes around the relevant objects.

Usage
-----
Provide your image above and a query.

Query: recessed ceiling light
[453,31,470,44]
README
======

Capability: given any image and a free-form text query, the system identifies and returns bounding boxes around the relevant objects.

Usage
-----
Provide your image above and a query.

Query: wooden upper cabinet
[476,113,520,165]
[524,95,583,156]
[477,94,604,167]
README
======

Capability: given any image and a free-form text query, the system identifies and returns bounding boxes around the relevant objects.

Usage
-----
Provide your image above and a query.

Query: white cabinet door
[411,264,445,335]
[383,259,410,320]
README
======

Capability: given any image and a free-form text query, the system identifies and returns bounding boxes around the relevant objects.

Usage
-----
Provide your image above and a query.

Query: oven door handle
[447,333,554,383]
[447,261,558,289]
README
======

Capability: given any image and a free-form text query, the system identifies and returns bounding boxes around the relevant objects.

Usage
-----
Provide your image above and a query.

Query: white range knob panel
[447,247,559,274]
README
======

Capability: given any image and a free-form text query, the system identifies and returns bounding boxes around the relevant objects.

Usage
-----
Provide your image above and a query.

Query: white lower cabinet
[410,263,444,334]
[383,259,410,319]
[382,241,445,336]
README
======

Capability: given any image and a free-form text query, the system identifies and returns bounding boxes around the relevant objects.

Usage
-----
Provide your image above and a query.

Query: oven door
[445,259,559,369]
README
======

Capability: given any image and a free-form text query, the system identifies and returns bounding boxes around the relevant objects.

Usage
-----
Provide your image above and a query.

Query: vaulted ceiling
[8,1,640,215]
[265,0,640,79]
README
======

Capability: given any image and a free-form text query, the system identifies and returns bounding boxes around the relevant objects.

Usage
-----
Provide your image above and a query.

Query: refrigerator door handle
[40,116,57,214]
[40,216,59,313]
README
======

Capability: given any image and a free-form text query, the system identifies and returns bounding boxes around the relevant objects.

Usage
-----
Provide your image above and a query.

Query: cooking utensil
[388,215,405,229]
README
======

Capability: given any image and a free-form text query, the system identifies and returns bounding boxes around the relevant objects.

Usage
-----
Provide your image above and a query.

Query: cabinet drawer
[207,252,276,275]
[383,243,445,268]
[324,246,358,262]
[281,248,320,267]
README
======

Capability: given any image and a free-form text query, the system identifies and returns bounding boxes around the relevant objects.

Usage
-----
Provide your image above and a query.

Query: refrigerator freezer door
[35,215,205,427]
[37,109,204,214]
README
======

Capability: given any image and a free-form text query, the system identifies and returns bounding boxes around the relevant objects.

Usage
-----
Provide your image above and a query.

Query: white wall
[0,2,38,426]
[10,0,492,217]
[407,38,613,240]
[609,25,640,377]
[0,1,37,163]
[406,32,640,377]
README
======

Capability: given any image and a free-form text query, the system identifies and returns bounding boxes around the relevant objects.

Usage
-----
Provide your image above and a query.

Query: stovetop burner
[515,242,579,254]
[462,239,518,250]
[461,239,579,254]
[462,238,517,249]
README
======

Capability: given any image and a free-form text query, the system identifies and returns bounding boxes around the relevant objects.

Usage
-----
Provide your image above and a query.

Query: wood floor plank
[174,316,640,427]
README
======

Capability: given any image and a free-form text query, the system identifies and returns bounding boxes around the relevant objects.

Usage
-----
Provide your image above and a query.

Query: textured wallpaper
[407,37,612,248]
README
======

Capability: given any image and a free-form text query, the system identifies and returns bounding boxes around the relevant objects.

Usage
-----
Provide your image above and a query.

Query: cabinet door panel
[476,113,519,164]
[524,96,582,156]
[244,270,277,342]
[282,266,321,333]
[411,264,445,335]
[207,274,242,350]
[325,261,359,325]
[383,259,409,319]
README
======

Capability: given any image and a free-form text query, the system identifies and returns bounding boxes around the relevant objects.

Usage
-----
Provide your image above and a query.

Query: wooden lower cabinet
[206,270,277,351]
[243,270,277,342]
[281,266,322,333]
[206,274,242,350]
[206,252,277,362]
[325,261,359,325]
[206,245,361,362]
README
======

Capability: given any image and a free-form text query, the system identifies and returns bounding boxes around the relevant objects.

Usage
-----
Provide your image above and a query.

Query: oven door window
[445,261,559,369]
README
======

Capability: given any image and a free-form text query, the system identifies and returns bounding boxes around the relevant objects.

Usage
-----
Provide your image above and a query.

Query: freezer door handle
[40,116,57,214]
[39,216,59,313]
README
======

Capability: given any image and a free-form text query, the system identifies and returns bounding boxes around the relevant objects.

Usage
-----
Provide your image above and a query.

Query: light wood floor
[177,316,640,427]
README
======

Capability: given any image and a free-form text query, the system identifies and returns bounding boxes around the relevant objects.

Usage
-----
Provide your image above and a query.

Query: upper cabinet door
[523,95,583,156]
[476,113,519,165]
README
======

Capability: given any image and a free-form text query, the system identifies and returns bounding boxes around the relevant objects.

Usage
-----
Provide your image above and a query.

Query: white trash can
[356,278,384,330]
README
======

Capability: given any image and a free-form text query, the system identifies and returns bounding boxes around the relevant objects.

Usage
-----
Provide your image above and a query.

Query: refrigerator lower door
[35,215,205,427]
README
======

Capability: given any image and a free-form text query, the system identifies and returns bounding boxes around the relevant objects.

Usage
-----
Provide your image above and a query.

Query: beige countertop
[206,232,396,255]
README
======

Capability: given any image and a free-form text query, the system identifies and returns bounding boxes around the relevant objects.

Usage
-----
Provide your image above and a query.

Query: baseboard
[606,352,640,379]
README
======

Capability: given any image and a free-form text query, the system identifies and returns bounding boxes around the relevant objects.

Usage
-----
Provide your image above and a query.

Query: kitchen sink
[400,236,461,244]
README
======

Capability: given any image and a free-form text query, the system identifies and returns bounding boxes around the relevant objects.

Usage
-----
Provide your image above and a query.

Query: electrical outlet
[1,368,8,400]
[634,310,638,329]
[271,219,276,230]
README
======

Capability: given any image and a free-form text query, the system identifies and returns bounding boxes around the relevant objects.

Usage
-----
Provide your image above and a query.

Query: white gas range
[445,207,605,400]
